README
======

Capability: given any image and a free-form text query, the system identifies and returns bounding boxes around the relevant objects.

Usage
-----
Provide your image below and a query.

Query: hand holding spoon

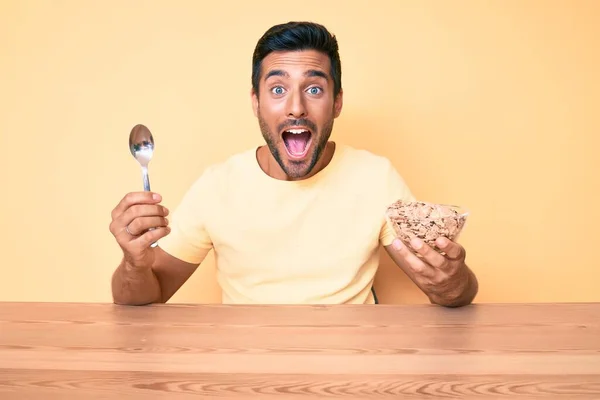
[129,124,158,247]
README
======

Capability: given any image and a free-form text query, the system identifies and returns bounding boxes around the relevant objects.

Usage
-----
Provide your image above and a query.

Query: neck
[257,141,336,181]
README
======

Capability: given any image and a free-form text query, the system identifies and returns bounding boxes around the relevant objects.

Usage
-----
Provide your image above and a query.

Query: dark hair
[252,21,342,98]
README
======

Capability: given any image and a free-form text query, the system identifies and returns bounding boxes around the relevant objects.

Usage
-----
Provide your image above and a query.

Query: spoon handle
[142,166,151,191]
[141,166,158,248]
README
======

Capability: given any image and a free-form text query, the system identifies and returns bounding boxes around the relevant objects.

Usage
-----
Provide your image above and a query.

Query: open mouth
[282,128,313,159]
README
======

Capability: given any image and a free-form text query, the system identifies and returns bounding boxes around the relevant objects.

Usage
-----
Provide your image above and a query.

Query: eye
[307,87,322,95]
[271,86,285,95]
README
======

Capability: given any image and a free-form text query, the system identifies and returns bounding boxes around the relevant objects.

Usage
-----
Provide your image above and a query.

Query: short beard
[257,110,334,179]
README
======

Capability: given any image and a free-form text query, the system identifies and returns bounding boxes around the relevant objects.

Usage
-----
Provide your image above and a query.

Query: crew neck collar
[251,142,346,186]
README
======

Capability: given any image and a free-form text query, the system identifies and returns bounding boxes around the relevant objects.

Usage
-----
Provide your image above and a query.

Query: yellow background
[1,0,598,304]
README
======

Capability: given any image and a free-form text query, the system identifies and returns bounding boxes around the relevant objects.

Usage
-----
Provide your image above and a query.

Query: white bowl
[385,200,469,253]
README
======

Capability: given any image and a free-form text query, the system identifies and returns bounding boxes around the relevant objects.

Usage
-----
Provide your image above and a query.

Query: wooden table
[0,302,599,399]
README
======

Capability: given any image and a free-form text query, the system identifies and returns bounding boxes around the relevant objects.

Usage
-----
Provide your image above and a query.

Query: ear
[251,88,259,117]
[333,88,343,118]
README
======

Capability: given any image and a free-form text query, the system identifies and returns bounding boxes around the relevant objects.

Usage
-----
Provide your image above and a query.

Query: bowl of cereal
[385,200,469,253]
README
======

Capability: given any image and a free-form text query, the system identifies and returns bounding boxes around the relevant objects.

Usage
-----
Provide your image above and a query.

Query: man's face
[252,49,343,179]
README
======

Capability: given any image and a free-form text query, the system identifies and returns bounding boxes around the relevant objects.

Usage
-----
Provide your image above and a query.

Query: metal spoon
[129,124,158,247]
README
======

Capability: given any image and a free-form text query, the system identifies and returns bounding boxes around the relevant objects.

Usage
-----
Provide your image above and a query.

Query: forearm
[429,265,478,308]
[111,259,162,305]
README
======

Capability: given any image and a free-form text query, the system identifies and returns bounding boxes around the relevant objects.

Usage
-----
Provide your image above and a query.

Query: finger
[110,206,168,243]
[126,216,169,236]
[133,226,171,249]
[120,204,169,227]
[435,237,465,261]
[410,238,448,269]
[391,239,435,278]
[111,192,162,219]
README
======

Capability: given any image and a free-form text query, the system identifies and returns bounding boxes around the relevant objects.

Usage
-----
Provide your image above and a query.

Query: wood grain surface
[0,302,599,399]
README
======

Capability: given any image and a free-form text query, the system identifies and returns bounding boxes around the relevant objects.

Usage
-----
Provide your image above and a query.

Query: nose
[285,89,307,118]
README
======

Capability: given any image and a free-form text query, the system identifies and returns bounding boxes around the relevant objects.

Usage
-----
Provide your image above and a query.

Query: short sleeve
[157,169,215,264]
[379,162,416,247]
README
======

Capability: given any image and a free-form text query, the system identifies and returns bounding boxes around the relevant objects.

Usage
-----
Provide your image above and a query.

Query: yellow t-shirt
[158,143,415,304]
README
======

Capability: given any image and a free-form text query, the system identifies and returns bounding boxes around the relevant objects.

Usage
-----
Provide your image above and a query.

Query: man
[109,21,478,307]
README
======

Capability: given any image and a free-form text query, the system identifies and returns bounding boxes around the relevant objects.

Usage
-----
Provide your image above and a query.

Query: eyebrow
[264,69,329,81]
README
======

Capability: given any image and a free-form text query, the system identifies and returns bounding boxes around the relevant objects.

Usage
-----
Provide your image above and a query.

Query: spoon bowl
[129,124,158,247]
[129,124,155,191]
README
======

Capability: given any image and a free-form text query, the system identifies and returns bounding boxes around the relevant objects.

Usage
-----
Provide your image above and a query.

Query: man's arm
[378,160,478,306]
[108,190,210,306]
[111,247,199,305]
[384,237,478,307]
